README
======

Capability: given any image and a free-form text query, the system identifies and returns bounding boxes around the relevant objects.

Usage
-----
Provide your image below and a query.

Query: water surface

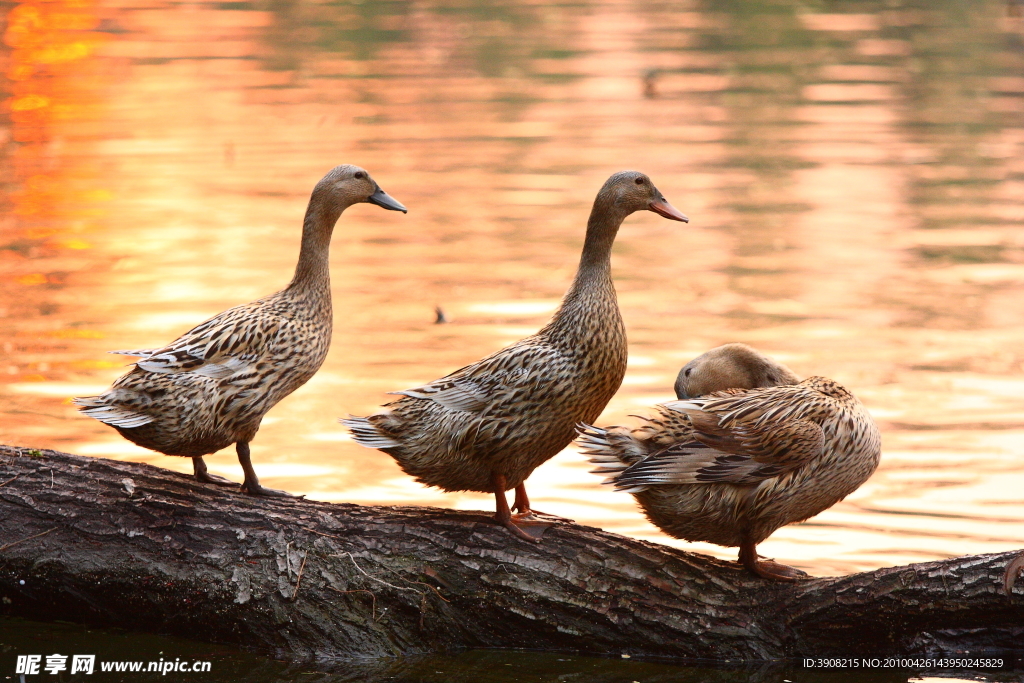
[0,616,1017,682]
[2,0,1024,583]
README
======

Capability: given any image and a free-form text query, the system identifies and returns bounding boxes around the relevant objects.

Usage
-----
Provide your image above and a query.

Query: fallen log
[0,445,1021,661]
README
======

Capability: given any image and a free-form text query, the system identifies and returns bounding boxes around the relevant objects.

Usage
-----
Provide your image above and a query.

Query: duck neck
[545,198,628,340]
[288,198,344,297]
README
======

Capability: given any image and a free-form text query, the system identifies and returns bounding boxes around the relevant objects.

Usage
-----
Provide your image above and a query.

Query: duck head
[674,343,800,399]
[315,164,407,214]
[602,170,688,222]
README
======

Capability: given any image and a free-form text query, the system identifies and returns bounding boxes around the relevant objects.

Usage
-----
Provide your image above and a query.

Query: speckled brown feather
[344,171,684,494]
[352,294,626,492]
[579,350,881,549]
[76,293,333,456]
[74,165,402,463]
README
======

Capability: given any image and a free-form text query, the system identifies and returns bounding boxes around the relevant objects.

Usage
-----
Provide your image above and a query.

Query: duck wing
[391,337,568,414]
[130,302,285,380]
[615,381,838,490]
[578,389,752,482]
[391,378,490,412]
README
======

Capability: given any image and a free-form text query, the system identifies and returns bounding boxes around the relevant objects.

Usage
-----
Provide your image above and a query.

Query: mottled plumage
[74,164,407,495]
[344,170,688,541]
[579,344,881,580]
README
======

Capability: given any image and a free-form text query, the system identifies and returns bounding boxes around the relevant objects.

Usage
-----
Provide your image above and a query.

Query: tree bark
[1,445,1021,661]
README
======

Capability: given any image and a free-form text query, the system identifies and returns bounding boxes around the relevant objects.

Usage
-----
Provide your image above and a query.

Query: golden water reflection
[2,0,1024,577]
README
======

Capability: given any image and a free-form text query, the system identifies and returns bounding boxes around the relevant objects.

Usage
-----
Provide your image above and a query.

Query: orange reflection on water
[2,0,113,346]
[0,0,119,437]
[1,0,1023,578]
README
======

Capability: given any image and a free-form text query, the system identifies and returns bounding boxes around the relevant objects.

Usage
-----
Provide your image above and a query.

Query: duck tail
[108,348,157,358]
[340,415,401,450]
[576,423,647,486]
[72,395,154,428]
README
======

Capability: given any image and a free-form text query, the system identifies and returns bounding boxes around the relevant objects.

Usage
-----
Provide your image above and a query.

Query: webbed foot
[515,509,574,523]
[235,442,302,498]
[747,557,809,582]
[192,457,237,487]
[241,481,304,498]
[510,483,573,524]
[739,541,810,582]
[493,475,551,542]
[511,512,556,540]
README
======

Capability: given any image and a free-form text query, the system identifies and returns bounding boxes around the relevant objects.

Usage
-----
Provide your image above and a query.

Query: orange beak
[648,198,689,222]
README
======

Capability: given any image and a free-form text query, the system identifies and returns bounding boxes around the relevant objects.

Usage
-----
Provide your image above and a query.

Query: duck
[74,165,407,496]
[578,343,881,580]
[342,171,688,542]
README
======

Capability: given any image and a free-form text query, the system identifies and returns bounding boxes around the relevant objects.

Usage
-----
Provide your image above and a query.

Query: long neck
[288,196,344,295]
[544,197,628,340]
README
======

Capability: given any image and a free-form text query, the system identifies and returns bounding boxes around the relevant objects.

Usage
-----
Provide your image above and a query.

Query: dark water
[2,0,1024,678]
[1,616,1020,682]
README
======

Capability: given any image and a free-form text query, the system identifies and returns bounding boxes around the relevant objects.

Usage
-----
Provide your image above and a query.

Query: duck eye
[635,177,644,185]
[354,171,365,179]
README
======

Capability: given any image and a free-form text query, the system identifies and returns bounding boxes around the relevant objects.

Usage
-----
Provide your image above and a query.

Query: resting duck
[578,343,881,580]
[343,171,688,542]
[74,165,406,496]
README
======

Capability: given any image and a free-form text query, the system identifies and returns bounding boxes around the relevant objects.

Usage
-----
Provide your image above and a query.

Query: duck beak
[367,187,408,213]
[648,198,688,222]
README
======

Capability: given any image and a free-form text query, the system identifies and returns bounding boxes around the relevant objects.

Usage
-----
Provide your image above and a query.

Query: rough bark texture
[1,446,1022,661]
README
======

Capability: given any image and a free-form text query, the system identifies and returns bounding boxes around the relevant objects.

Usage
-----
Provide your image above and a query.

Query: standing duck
[579,343,881,580]
[74,165,407,496]
[343,171,688,541]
